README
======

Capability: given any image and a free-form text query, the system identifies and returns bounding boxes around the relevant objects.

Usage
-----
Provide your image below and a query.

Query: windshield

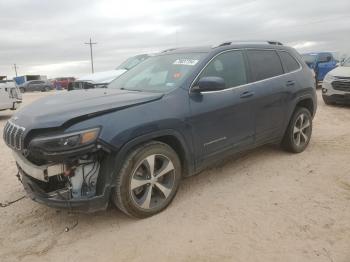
[343,58,350,67]
[302,54,317,64]
[116,55,149,70]
[108,52,206,93]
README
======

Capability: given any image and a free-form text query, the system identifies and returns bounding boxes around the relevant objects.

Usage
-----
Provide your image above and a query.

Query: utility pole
[84,38,97,74]
[13,64,18,77]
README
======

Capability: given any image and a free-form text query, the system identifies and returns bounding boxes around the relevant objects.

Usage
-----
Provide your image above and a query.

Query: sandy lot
[0,90,350,262]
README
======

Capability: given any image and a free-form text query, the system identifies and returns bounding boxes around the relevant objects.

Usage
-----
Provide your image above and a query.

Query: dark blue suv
[4,41,316,218]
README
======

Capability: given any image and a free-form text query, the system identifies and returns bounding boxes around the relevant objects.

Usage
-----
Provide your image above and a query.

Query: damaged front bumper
[21,174,110,212]
[14,151,111,212]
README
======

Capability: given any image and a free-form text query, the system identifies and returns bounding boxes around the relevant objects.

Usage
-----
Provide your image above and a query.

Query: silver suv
[322,58,350,105]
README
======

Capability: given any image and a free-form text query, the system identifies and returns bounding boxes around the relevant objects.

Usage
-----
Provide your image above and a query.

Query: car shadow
[59,144,286,224]
[0,114,12,121]
[330,103,350,109]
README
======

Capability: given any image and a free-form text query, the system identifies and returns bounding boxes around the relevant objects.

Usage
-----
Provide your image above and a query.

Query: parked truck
[301,52,338,85]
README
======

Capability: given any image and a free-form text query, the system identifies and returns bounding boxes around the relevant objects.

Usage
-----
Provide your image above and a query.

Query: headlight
[324,74,336,83]
[29,127,100,153]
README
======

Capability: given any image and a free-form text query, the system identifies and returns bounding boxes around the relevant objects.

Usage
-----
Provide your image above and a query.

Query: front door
[189,50,255,165]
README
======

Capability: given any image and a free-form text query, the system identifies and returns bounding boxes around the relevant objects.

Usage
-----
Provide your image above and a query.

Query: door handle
[286,80,296,87]
[240,91,254,99]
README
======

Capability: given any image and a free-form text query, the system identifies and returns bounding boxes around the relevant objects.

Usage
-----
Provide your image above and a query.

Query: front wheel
[112,141,182,218]
[282,107,313,153]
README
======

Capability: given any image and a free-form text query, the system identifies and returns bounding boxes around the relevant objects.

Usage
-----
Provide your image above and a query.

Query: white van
[0,80,22,111]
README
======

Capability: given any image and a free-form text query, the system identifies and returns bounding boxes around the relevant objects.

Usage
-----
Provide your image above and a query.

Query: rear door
[246,49,288,144]
[189,50,255,164]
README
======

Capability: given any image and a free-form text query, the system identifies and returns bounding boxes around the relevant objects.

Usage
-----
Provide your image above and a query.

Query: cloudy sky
[0,0,349,79]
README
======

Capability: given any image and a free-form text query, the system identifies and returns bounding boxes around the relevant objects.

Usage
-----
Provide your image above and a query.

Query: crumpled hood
[328,66,350,77]
[77,69,127,84]
[12,89,163,129]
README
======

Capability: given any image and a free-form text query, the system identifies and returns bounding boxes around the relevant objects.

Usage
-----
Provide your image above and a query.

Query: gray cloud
[0,0,349,78]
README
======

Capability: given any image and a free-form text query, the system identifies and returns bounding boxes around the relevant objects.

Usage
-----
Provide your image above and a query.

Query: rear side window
[318,53,332,63]
[246,50,283,81]
[199,50,247,88]
[279,51,300,73]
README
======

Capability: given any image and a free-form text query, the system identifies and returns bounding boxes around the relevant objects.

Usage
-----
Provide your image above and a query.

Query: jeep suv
[3,41,316,218]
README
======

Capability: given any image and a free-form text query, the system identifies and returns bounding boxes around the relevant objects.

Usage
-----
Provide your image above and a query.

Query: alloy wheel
[293,113,311,147]
[130,154,176,210]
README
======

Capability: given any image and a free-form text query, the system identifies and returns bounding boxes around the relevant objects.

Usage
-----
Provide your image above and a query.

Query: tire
[282,107,313,153]
[11,102,18,111]
[322,95,333,105]
[111,141,182,218]
[20,87,25,93]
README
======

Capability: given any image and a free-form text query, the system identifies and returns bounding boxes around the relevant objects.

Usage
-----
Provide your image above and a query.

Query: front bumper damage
[14,151,111,212]
[21,174,110,212]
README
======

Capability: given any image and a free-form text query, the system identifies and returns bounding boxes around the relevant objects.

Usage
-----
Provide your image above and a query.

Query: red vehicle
[52,77,75,89]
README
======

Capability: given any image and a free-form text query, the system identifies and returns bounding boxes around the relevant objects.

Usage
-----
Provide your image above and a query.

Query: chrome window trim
[189,48,302,94]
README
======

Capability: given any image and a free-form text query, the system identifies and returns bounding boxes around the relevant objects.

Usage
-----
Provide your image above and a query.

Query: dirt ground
[0,90,350,262]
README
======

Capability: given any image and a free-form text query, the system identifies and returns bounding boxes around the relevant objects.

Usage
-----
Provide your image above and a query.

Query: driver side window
[199,50,247,89]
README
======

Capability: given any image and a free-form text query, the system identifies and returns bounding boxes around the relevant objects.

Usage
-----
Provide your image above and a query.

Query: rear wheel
[282,107,312,153]
[112,141,181,218]
[20,87,25,93]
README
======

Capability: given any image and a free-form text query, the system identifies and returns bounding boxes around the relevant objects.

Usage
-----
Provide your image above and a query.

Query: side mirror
[192,76,226,93]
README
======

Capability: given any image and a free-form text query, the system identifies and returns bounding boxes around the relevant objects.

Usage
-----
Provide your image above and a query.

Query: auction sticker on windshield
[173,59,199,66]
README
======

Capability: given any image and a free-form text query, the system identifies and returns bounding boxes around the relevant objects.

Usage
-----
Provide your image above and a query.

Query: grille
[332,80,350,92]
[3,120,25,150]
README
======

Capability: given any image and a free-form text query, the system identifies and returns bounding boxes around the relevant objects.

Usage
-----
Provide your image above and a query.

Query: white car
[69,54,149,91]
[0,80,22,111]
[322,58,350,105]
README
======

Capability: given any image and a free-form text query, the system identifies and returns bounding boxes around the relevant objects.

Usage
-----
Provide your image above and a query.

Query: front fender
[104,129,195,191]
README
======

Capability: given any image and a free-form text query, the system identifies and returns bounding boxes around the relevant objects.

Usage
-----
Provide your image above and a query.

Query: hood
[328,66,350,77]
[77,69,127,84]
[12,89,163,129]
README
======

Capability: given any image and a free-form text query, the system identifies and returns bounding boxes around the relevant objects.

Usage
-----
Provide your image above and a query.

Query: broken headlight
[29,128,100,153]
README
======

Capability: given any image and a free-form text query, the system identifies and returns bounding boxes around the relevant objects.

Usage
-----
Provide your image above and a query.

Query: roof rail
[213,40,283,48]
[267,41,283,46]
[161,48,178,53]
